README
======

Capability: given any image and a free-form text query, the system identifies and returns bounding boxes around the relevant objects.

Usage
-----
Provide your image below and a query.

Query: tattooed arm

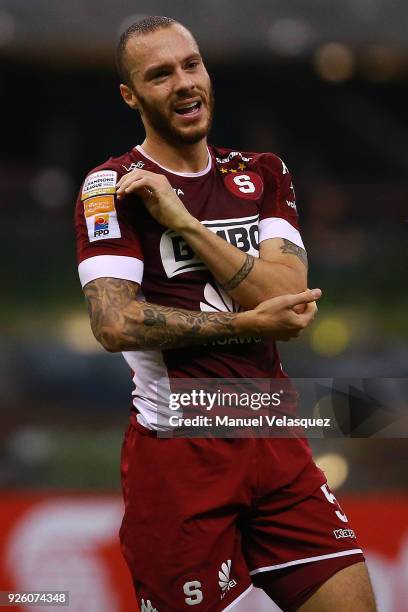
[177,220,308,309]
[83,277,321,352]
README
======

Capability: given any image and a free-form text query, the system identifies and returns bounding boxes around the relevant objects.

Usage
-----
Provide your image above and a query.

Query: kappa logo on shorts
[140,599,158,612]
[333,528,356,540]
[218,560,237,599]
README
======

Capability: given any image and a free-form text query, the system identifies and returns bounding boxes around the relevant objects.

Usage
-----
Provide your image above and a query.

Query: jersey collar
[135,145,212,178]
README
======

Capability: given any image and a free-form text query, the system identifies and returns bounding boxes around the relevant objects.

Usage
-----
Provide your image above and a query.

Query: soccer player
[74,16,376,612]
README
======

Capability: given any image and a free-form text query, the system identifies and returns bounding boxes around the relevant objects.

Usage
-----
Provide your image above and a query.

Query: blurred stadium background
[1,1,407,610]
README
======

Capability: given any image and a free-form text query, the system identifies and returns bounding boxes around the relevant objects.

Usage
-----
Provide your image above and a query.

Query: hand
[292,288,312,314]
[116,169,195,232]
[240,288,321,341]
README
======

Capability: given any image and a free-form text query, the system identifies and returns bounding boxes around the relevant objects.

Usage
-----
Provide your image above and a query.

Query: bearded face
[135,81,214,146]
[122,24,214,147]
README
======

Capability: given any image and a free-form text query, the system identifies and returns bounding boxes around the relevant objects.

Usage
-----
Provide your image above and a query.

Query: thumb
[286,288,322,308]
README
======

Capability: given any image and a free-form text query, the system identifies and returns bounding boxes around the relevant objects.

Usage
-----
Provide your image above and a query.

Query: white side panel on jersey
[78,255,144,288]
[258,217,305,249]
[122,349,173,431]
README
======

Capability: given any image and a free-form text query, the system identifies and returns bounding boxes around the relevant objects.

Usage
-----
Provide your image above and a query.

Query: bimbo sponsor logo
[160,215,259,278]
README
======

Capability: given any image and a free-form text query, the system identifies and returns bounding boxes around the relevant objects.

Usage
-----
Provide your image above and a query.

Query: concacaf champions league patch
[81,170,121,242]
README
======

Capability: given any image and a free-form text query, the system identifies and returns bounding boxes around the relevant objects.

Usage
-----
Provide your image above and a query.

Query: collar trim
[135,145,212,177]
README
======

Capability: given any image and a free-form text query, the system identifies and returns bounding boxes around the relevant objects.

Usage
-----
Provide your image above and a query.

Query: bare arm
[178,220,308,309]
[84,277,321,352]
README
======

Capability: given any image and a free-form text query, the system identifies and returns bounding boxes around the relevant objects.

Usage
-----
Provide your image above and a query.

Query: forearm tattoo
[220,254,255,291]
[280,239,308,267]
[84,278,240,352]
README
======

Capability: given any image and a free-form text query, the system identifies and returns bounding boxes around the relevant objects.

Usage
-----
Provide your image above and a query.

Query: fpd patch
[224,172,263,200]
[94,214,109,231]
[85,205,121,242]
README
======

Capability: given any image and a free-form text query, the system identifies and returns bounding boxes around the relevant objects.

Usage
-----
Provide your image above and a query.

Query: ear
[120,84,139,111]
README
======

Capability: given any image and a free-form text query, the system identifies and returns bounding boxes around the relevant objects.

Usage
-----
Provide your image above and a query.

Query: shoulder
[80,150,136,199]
[85,149,136,177]
[210,144,256,165]
[209,145,289,178]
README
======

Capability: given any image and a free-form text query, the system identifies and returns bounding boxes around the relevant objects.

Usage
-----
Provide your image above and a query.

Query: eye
[153,70,170,81]
[186,60,200,70]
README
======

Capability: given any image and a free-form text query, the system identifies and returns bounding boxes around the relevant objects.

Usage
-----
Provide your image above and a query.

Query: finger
[117,176,154,200]
[116,178,134,198]
[116,171,142,190]
[292,303,307,315]
[117,173,169,199]
[117,169,165,190]
[285,288,322,308]
[296,307,318,329]
[116,169,150,187]
[116,174,145,194]
[117,177,156,200]
[117,171,153,194]
[302,301,318,317]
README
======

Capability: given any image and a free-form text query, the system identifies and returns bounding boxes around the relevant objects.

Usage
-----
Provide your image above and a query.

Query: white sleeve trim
[258,217,305,249]
[78,255,144,288]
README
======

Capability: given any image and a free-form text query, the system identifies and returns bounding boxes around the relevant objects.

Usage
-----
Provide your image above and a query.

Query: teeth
[178,102,197,110]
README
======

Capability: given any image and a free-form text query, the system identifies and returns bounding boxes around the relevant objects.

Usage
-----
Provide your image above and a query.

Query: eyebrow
[143,53,201,80]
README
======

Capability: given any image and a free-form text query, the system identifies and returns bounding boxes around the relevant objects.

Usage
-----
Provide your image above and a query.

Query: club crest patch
[224,172,263,200]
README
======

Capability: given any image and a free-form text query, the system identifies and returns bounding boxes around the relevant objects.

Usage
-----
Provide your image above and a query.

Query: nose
[173,67,195,95]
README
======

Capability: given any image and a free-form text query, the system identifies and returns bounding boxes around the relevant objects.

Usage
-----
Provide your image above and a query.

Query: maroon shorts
[120,415,364,612]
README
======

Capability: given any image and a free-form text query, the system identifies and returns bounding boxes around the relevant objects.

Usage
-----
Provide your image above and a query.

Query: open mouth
[174,101,202,116]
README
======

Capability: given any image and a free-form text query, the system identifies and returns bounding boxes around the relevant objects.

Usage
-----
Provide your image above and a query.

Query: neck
[140,133,209,173]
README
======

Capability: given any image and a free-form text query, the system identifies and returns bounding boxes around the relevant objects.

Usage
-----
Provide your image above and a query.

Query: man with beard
[74,16,375,612]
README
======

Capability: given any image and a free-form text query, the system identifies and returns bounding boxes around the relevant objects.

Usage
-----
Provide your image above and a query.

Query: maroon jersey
[75,145,305,429]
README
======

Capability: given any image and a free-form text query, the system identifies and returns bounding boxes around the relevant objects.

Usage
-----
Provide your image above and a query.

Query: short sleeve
[258,155,304,249]
[74,167,144,288]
